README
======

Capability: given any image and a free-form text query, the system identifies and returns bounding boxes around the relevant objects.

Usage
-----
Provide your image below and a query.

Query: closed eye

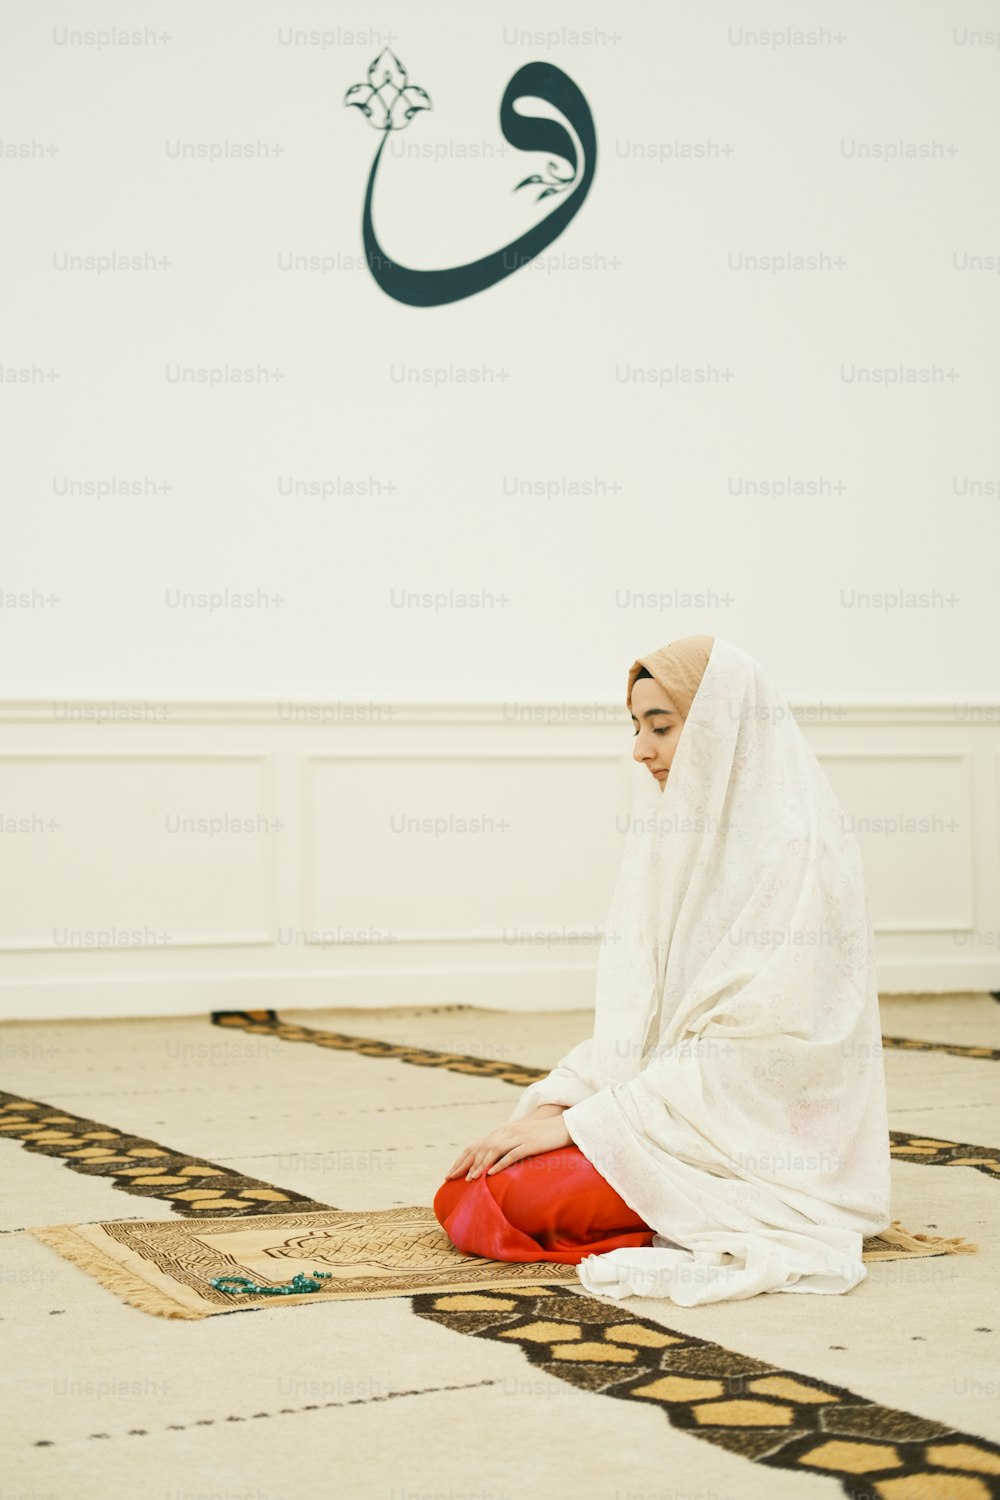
[632,728,668,737]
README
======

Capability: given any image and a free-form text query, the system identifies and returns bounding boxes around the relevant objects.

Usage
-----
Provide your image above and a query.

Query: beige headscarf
[626,634,715,720]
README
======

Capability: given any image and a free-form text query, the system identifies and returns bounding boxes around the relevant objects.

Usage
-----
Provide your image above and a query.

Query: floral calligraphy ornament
[344,48,576,203]
[344,48,432,132]
[343,49,598,305]
[514,161,578,202]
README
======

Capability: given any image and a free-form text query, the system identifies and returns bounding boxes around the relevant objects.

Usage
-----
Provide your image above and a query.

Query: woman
[433,634,893,1306]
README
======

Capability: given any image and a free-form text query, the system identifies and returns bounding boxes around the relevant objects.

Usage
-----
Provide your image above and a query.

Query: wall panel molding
[1,700,998,1019]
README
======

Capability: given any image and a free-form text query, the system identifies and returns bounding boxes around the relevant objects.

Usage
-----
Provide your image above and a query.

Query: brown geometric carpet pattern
[881,1035,1000,1061]
[212,1009,542,1085]
[0,1093,329,1218]
[211,1011,1000,1182]
[413,1285,1000,1499]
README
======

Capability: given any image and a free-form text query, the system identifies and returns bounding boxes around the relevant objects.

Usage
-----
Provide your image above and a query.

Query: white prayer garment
[507,635,892,1306]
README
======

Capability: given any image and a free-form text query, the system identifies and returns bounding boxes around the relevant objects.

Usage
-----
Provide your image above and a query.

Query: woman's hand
[445,1114,572,1180]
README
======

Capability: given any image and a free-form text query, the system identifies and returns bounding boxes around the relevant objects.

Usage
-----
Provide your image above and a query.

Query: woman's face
[630,677,684,786]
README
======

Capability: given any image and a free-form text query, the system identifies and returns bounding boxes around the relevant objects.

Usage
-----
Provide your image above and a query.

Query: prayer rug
[28,1207,978,1321]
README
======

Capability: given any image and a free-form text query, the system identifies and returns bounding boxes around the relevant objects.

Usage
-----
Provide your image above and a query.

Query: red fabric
[432,1143,657,1265]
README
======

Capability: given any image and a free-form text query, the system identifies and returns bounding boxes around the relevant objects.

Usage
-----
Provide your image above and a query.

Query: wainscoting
[1,700,998,1019]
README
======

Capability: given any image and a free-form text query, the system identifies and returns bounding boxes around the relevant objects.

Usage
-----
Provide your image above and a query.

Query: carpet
[29,1207,978,1320]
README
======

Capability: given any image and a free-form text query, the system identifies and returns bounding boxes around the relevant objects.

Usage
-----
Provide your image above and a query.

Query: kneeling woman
[433,634,893,1307]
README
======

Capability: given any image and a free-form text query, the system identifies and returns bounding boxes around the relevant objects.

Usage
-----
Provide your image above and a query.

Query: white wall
[1,0,995,705]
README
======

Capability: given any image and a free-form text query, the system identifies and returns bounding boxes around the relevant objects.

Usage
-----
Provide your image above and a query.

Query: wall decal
[345,48,597,306]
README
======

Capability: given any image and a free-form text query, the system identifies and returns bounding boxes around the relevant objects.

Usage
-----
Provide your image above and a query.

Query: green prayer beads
[210,1271,333,1296]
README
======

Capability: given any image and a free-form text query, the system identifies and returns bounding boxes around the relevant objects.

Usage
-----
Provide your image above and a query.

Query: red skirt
[432,1143,657,1265]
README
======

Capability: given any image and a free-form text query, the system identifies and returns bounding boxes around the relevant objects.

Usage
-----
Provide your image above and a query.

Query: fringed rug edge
[28,1223,207,1320]
[863,1218,979,1260]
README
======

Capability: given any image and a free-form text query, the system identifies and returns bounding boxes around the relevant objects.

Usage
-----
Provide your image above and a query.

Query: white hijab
[508,635,892,1305]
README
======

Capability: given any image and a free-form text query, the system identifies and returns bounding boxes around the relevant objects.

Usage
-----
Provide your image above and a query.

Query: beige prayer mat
[28,1206,979,1320]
